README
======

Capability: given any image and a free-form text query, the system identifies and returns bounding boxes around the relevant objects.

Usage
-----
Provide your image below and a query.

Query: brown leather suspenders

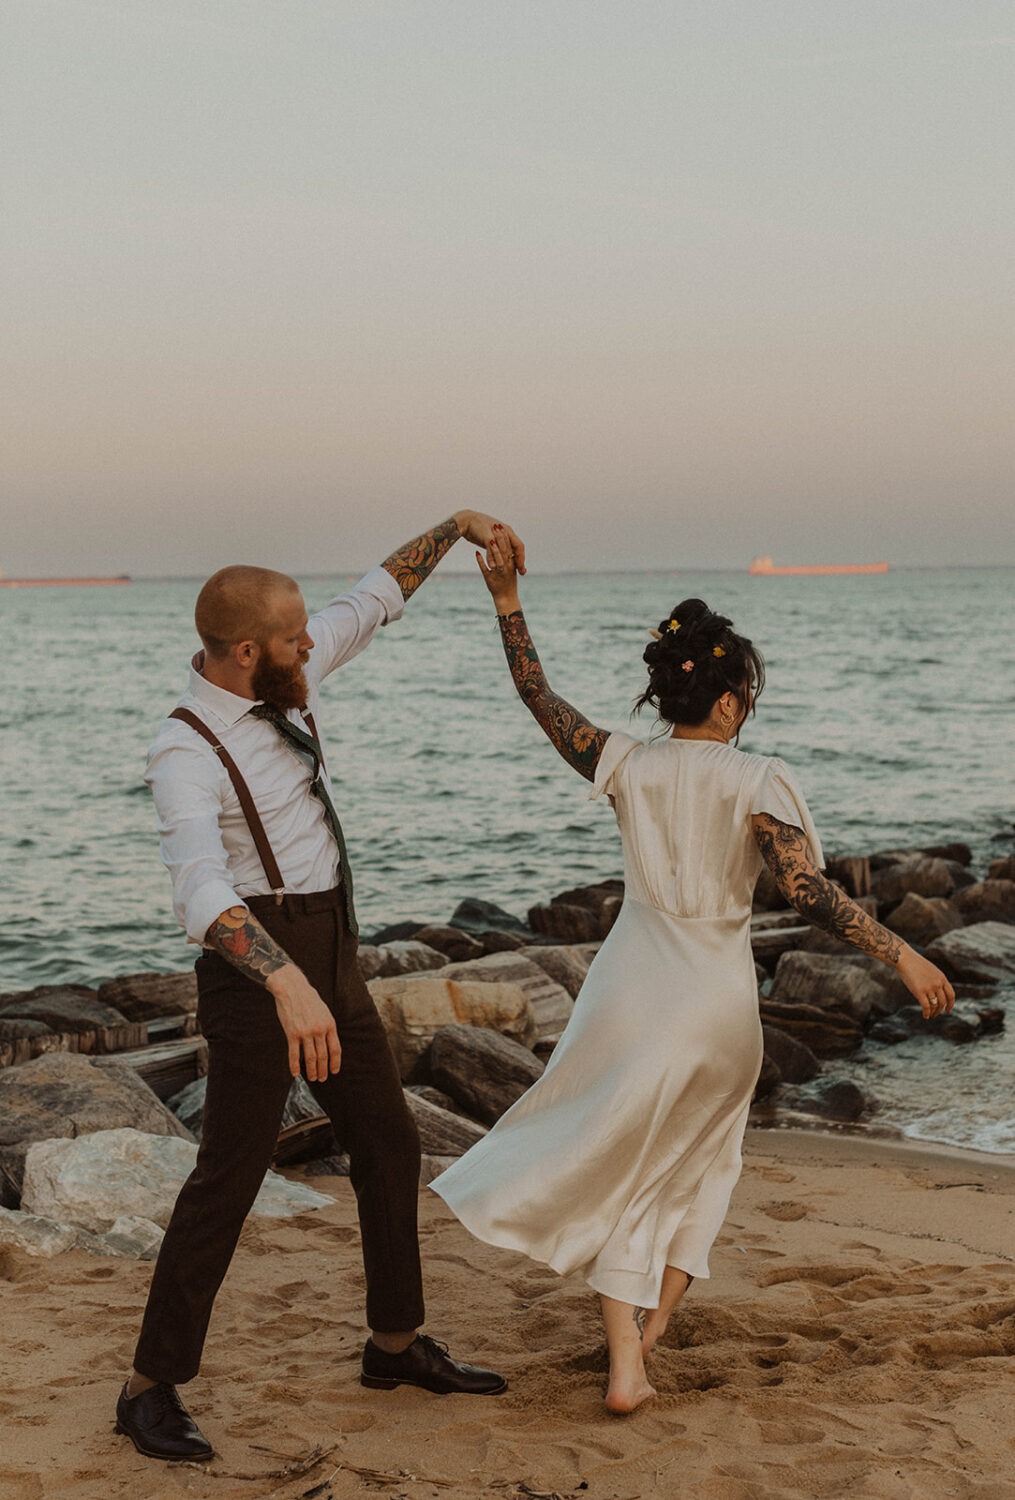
[169,707,286,902]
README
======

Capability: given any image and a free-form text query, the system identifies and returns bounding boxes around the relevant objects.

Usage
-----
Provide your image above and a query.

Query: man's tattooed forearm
[753,815,902,965]
[382,518,460,600]
[205,906,293,985]
[498,610,608,780]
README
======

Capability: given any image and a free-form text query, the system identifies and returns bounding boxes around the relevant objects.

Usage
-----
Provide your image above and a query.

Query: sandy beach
[3,1127,1013,1500]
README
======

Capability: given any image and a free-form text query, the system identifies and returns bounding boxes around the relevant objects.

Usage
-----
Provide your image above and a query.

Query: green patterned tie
[248,703,358,934]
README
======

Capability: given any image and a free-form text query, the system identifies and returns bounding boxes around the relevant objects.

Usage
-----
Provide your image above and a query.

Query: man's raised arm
[381,510,526,601]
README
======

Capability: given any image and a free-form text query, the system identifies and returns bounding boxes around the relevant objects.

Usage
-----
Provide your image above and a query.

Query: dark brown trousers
[133,887,424,1385]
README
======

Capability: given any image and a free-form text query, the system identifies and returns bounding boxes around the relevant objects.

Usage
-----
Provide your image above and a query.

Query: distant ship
[748,555,889,577]
[0,573,131,589]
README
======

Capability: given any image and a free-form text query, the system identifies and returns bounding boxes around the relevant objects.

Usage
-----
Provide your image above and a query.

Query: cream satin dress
[431,732,823,1308]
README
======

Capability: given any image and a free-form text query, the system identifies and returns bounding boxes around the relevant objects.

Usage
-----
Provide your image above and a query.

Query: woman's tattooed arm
[381,517,461,601]
[752,814,902,965]
[205,906,294,984]
[498,610,609,781]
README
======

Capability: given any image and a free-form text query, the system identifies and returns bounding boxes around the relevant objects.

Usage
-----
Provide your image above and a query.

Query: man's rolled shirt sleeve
[146,736,245,945]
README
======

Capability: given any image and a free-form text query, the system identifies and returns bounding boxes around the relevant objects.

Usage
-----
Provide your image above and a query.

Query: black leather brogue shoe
[114,1381,214,1461]
[361,1334,507,1395]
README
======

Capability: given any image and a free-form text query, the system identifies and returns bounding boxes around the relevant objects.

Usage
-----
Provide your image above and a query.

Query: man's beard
[252,652,308,711]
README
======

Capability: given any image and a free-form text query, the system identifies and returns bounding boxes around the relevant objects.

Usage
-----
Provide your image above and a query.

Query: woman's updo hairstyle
[634,598,765,732]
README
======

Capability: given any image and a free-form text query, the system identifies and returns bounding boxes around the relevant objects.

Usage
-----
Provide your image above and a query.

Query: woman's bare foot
[600,1293,658,1415]
[640,1309,668,1361]
[641,1267,693,1360]
[604,1369,657,1415]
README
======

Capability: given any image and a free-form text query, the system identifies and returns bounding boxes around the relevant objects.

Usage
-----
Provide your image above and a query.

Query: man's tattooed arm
[752,814,903,965]
[205,906,294,984]
[381,517,462,601]
[498,610,609,781]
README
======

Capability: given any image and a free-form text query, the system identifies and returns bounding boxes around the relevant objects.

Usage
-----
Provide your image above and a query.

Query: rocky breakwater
[2,851,1010,1257]
[751,844,1012,1126]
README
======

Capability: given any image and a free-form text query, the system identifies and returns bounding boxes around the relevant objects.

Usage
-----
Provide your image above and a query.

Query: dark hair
[634,598,765,732]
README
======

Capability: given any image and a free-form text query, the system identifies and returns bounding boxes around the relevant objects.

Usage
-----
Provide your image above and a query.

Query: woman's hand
[455,510,526,574]
[476,525,521,614]
[896,948,956,1020]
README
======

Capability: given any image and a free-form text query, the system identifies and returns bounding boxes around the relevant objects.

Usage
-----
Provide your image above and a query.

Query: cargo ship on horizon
[748,555,889,577]
[0,572,130,589]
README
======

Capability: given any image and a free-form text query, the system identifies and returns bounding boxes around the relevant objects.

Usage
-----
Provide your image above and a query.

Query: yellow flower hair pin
[713,644,726,657]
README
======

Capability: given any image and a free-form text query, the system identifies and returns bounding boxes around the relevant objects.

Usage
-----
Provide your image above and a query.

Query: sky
[3,1,1013,576]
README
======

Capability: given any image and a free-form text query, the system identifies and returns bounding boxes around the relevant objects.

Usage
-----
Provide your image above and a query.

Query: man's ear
[235,639,259,668]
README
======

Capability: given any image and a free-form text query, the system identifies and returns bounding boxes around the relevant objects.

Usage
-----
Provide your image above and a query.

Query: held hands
[476,526,521,613]
[896,947,956,1021]
[455,510,526,576]
[266,964,342,1081]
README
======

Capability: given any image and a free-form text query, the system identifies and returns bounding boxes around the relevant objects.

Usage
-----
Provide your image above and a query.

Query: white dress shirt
[146,566,405,944]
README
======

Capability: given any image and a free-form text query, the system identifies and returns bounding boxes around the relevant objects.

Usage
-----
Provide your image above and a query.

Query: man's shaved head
[195,565,300,658]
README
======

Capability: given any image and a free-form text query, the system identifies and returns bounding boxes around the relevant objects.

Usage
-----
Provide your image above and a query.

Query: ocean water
[2,567,1013,1153]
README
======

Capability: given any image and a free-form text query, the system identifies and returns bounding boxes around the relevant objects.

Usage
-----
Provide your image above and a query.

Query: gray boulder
[429,1024,544,1126]
[786,1078,873,1122]
[823,855,872,898]
[166,1076,207,1136]
[403,1090,488,1156]
[758,999,863,1057]
[411,926,485,963]
[527,901,600,944]
[367,974,535,1079]
[529,880,624,944]
[356,940,447,982]
[885,892,962,946]
[96,971,198,1022]
[0,989,145,1055]
[481,929,534,953]
[0,1205,165,1260]
[761,1024,821,1083]
[954,880,1015,927]
[449,898,530,936]
[518,944,593,1000]
[871,857,955,906]
[21,1128,333,1232]
[0,1053,194,1203]
[752,1053,781,1102]
[0,1017,65,1068]
[769,952,886,1025]
[926,922,1015,982]
[435,953,573,1046]
[923,841,973,866]
[374,941,449,977]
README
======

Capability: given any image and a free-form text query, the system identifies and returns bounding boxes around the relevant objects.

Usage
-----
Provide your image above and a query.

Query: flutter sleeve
[750,757,825,869]
[589,731,642,802]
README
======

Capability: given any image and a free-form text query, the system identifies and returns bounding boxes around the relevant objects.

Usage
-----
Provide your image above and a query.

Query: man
[116,510,524,1462]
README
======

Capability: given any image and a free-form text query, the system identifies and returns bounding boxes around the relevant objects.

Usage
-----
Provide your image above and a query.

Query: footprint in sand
[759,1200,808,1222]
[754,1166,796,1184]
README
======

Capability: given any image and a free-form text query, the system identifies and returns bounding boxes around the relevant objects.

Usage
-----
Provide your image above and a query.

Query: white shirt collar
[187,651,262,729]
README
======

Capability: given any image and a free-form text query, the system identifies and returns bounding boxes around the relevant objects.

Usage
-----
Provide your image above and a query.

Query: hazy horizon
[5,2,1014,576]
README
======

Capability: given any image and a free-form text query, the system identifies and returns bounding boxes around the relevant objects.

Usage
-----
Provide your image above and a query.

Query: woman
[432,535,955,1415]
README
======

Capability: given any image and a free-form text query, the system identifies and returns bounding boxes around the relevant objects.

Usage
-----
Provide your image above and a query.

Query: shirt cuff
[184,878,247,947]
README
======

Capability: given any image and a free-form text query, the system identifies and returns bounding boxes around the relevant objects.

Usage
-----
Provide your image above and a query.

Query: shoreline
[747,1121,1015,1178]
